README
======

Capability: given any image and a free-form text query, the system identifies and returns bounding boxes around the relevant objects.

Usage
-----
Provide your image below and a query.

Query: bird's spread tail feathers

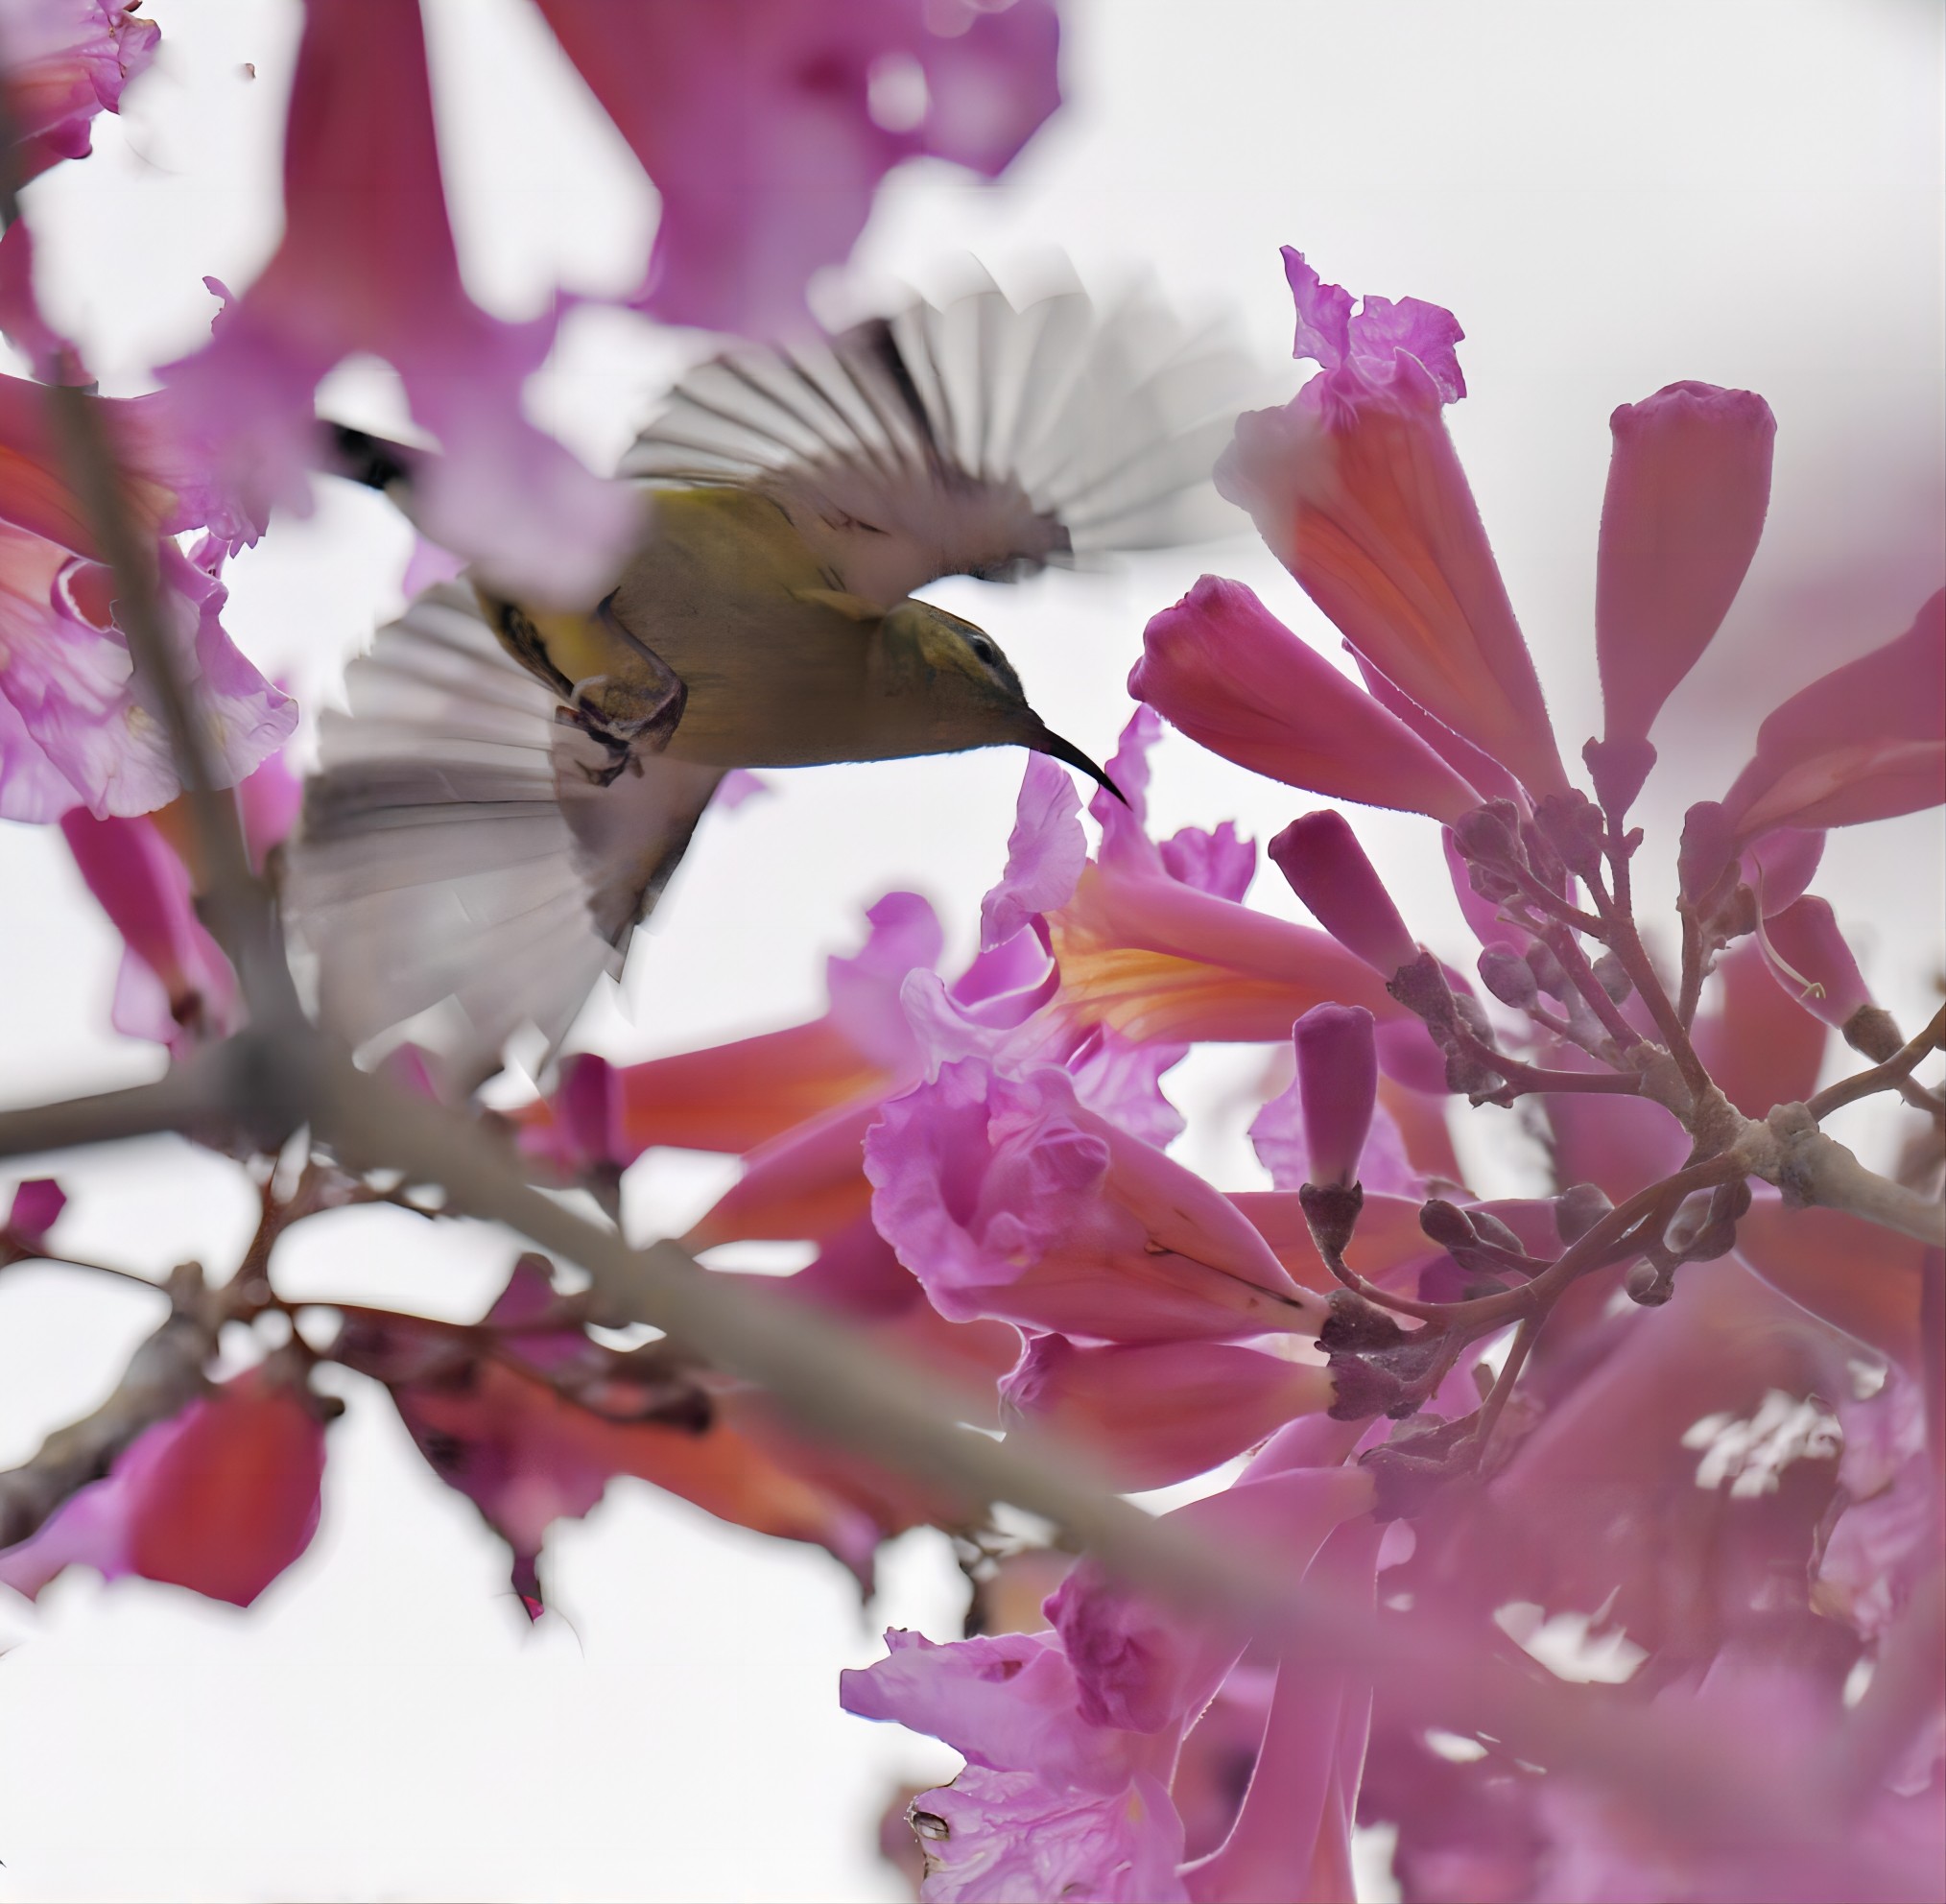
[284,582,720,1095]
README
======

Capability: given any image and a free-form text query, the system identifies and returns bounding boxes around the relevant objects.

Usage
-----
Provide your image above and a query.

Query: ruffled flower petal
[1217,251,1566,799]
[0,0,159,187]
[866,1057,1325,1342]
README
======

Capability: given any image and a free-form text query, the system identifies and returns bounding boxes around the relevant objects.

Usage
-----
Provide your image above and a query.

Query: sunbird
[288,274,1252,1090]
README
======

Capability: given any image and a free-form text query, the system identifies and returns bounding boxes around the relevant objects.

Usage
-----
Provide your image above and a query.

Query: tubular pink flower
[1293,1004,1378,1188]
[532,0,1060,335]
[1269,809,1418,974]
[1717,589,1946,840]
[866,1057,1327,1343]
[1596,383,1776,745]
[1216,250,1568,800]
[1734,1197,1926,1372]
[59,805,239,1056]
[1742,825,1825,916]
[1695,936,1830,1119]
[1759,896,1871,1031]
[1247,1078,1420,1199]
[516,891,938,1164]
[159,0,636,606]
[1183,1519,1384,1904]
[0,0,159,186]
[999,1336,1335,1491]
[0,1366,327,1607]
[1133,575,1481,822]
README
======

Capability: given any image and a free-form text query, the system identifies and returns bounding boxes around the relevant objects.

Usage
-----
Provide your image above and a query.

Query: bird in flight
[287,270,1254,1092]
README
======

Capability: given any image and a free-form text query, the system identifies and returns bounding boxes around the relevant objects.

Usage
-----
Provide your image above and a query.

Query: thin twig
[1806,1006,1946,1121]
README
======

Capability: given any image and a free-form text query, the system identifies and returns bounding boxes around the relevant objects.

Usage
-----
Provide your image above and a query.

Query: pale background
[0,2,1940,1897]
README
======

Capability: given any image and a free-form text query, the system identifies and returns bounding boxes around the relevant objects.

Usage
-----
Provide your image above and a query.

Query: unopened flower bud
[1625,1261,1673,1305]
[1478,944,1537,1008]
[1452,799,1522,870]
[1554,1181,1613,1245]
[1762,896,1870,1030]
[1293,1003,1378,1187]
[1525,941,1568,999]
[1467,1209,1527,1256]
[1270,812,1418,975]
[1418,1198,1476,1250]
[1677,800,1740,911]
[1531,791,1606,881]
[1520,816,1569,891]
[1591,953,1632,1002]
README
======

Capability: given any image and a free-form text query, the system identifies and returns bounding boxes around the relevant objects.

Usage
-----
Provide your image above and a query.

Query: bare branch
[1807,1005,1946,1121]
[0,1263,212,1549]
[1742,1104,1946,1247]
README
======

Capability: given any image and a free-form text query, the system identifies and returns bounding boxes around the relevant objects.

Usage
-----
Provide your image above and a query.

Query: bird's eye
[967,635,997,667]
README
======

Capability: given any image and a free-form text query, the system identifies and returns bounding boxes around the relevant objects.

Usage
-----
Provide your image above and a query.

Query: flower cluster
[0,4,1939,1897]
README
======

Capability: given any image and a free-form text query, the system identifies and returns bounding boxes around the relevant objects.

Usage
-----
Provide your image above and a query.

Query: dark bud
[1360,1412,1483,1521]
[1418,1198,1477,1250]
[1554,1181,1613,1246]
[1478,945,1537,1008]
[1583,735,1656,820]
[1451,799,1523,870]
[1319,1291,1460,1421]
[1466,858,1522,904]
[1519,817,1568,892]
[1467,1209,1528,1256]
[1843,1004,1905,1064]
[1625,1260,1675,1306]
[1525,940,1569,1000]
[1682,1178,1752,1263]
[1531,791,1607,882]
[1590,953,1632,1002]
[1298,1179,1365,1263]
[1388,950,1460,1031]
[1446,1049,1507,1098]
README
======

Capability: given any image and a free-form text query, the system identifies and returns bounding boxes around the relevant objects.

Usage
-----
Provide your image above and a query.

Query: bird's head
[875,599,1124,799]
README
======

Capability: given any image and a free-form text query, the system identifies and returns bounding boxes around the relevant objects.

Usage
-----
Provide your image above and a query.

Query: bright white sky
[0,2,1940,1898]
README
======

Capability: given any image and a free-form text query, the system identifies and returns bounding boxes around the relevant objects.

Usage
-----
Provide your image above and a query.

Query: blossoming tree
[0,4,1939,1900]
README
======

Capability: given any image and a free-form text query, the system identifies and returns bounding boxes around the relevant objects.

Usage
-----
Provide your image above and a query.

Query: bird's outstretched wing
[286,582,722,1093]
[619,270,1257,607]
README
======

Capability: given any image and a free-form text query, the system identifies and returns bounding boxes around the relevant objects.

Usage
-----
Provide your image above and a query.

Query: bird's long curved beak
[1034,728,1127,805]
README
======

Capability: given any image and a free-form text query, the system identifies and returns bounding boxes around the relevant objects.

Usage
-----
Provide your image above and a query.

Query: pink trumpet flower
[1759,895,1873,1033]
[159,0,637,607]
[532,0,1061,335]
[1293,1003,1378,1188]
[999,1336,1335,1490]
[0,0,158,188]
[1596,382,1776,748]
[866,1056,1328,1343]
[1217,249,1569,800]
[1133,575,1482,823]
[1269,810,1419,975]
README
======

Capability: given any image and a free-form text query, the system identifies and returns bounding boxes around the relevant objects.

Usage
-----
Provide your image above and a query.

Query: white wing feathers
[285,583,720,1092]
[620,274,1255,607]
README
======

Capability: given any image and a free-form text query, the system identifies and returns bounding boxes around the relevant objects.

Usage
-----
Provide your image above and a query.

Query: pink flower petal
[1000,1336,1335,1491]
[0,1368,325,1608]
[1758,895,1871,1031]
[159,0,636,605]
[1718,589,1946,839]
[1133,575,1482,822]
[984,753,1087,949]
[1270,810,1419,974]
[1218,253,1566,800]
[532,0,1059,335]
[3,1176,64,1250]
[866,1058,1325,1343]
[0,0,159,187]
[1597,382,1776,745]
